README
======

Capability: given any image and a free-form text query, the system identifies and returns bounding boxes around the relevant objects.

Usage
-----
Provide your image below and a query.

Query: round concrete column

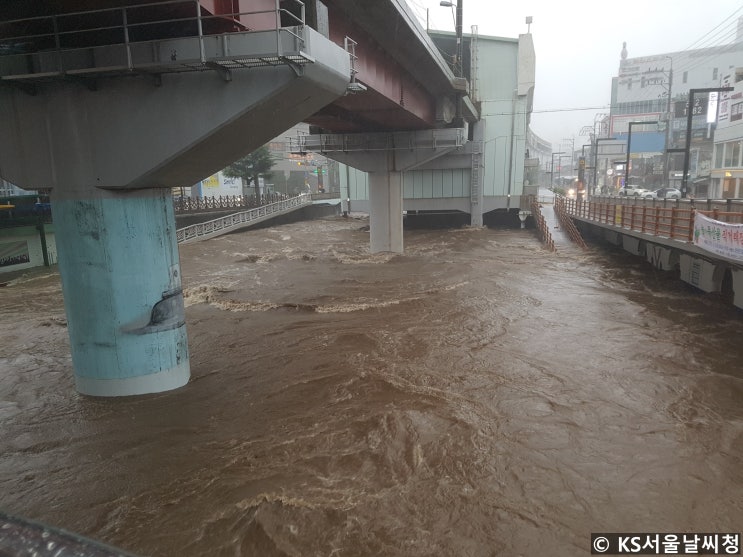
[53,188,189,396]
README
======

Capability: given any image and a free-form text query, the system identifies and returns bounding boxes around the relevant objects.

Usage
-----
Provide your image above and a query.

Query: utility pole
[551,152,564,187]
[663,58,673,187]
[439,0,463,76]
[455,0,463,77]
[563,136,575,179]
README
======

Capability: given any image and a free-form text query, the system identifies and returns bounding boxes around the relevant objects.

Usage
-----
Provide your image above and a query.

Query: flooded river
[1,214,742,556]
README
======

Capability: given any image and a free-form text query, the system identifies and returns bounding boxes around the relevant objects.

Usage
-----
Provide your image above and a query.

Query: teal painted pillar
[53,188,189,396]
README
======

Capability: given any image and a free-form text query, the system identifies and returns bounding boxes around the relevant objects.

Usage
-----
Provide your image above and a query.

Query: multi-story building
[268,124,338,195]
[609,19,743,196]
[711,67,743,198]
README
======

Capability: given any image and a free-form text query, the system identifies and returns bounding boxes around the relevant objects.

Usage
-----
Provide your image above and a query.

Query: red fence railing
[563,197,743,242]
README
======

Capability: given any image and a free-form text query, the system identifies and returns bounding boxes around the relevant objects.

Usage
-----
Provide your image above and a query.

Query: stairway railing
[176,193,311,244]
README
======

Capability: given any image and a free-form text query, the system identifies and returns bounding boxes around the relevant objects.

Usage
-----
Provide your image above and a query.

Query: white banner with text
[693,212,743,262]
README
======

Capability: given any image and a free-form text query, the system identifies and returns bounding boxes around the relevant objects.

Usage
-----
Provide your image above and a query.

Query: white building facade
[610,23,743,196]
[710,67,743,198]
[339,29,536,225]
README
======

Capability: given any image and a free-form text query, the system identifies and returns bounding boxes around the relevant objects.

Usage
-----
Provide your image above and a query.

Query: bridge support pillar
[645,244,679,271]
[53,188,189,396]
[369,171,403,253]
[622,235,644,256]
[295,129,466,254]
[604,230,622,246]
[1,28,353,396]
[731,269,743,310]
[679,254,723,293]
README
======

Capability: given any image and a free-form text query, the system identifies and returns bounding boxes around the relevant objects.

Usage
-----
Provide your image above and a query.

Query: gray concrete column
[731,269,743,310]
[679,254,722,293]
[369,171,403,253]
[470,121,485,227]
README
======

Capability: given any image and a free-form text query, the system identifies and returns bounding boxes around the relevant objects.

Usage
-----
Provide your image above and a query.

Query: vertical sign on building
[707,92,719,124]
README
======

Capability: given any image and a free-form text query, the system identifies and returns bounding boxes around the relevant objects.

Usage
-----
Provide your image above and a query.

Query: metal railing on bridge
[0,0,311,83]
[554,196,587,249]
[528,195,555,252]
[176,193,311,244]
[563,196,743,243]
[173,193,289,214]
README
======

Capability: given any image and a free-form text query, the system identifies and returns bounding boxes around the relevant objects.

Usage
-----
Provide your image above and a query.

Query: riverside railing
[554,196,587,248]
[173,193,289,214]
[563,196,743,243]
[528,195,555,252]
[176,193,311,244]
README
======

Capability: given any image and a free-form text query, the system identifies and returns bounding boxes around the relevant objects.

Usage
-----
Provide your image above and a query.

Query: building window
[715,144,724,169]
[725,141,742,167]
[710,177,721,197]
[683,71,688,84]
[732,101,743,122]
[722,177,737,199]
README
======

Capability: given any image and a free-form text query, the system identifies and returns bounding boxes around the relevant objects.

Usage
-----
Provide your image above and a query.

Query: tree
[223,146,275,191]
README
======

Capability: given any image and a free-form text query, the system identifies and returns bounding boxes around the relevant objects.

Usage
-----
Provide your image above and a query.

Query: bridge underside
[0,15,352,396]
[0,0,471,395]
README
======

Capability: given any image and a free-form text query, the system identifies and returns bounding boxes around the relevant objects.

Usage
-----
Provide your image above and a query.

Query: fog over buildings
[410,0,743,146]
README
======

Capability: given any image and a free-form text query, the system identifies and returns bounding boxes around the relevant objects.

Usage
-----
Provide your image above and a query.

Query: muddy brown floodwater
[1,215,742,557]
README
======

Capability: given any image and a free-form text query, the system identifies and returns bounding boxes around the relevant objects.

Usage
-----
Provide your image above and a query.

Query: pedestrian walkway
[540,204,574,247]
[534,188,578,250]
[176,194,312,244]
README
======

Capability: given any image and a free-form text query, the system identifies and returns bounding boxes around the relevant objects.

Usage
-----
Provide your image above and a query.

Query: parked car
[642,187,682,199]
[618,184,648,196]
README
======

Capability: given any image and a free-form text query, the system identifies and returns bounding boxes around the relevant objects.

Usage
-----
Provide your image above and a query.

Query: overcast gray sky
[408,0,743,150]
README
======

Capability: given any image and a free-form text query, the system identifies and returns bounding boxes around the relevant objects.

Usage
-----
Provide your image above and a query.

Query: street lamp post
[580,143,591,195]
[439,0,463,76]
[680,86,733,198]
[593,137,617,195]
[659,56,674,187]
[557,155,570,188]
[550,152,564,187]
[563,136,575,180]
[624,121,659,189]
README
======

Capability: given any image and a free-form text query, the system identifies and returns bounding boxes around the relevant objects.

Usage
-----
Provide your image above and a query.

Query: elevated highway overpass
[0,0,480,396]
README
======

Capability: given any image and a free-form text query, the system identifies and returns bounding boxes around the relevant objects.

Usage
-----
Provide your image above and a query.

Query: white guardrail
[176,193,312,244]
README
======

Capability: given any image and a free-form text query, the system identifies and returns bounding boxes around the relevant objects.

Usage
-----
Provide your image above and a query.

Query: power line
[656,7,743,78]
[681,4,743,51]
[672,40,743,80]
[482,105,610,117]
[406,0,428,24]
